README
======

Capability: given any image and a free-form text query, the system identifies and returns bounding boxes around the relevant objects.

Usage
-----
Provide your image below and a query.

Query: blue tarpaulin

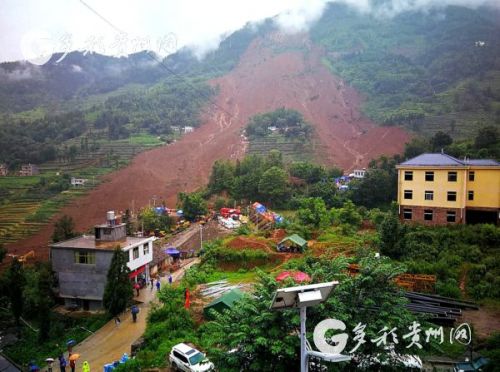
[165,247,180,256]
[154,207,166,215]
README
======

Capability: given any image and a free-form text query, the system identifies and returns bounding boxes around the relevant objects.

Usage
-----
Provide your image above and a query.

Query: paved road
[68,258,199,371]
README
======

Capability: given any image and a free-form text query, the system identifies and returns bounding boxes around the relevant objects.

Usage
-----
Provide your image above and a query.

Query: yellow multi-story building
[396,153,500,225]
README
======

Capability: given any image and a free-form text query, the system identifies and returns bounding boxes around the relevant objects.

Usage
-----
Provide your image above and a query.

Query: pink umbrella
[276,271,311,283]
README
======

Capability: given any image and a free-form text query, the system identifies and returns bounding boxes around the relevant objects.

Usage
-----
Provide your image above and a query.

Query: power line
[78,0,234,119]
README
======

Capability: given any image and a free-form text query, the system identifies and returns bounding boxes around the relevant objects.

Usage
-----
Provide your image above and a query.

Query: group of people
[148,274,173,292]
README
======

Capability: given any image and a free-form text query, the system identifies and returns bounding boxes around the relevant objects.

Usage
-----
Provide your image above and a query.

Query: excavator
[7,250,35,266]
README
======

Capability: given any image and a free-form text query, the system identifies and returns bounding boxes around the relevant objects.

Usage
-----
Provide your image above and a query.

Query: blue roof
[400,153,499,167]
[465,159,500,166]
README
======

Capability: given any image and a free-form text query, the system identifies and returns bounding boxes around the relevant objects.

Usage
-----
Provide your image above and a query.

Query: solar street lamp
[270,282,351,372]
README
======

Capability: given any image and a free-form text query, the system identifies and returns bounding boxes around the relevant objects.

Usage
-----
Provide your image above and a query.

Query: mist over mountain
[0,2,499,138]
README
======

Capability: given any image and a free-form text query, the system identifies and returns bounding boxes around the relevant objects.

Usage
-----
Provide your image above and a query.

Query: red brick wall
[399,205,463,225]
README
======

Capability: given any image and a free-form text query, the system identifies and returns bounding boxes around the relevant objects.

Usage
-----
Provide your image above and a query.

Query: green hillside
[311,4,500,138]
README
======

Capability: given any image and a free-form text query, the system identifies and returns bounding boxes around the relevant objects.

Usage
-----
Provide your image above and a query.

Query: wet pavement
[62,259,199,371]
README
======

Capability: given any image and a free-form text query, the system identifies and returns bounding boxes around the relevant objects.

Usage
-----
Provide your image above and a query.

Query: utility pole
[199,223,204,251]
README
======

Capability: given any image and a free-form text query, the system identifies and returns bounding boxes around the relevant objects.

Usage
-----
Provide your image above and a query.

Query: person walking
[131,305,139,322]
[150,278,154,291]
[58,355,66,372]
[168,274,173,285]
[82,361,90,372]
[156,280,160,291]
[134,282,140,297]
[68,356,76,372]
[114,316,121,327]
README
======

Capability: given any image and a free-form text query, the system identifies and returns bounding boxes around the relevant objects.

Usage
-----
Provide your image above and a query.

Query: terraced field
[247,134,315,162]
[0,133,165,246]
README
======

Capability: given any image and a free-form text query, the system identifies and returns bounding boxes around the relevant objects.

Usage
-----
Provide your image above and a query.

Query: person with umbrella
[68,353,79,372]
[131,305,139,322]
[45,358,55,372]
[58,354,67,372]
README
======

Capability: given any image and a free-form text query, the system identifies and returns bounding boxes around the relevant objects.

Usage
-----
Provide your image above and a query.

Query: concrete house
[397,153,500,225]
[18,163,39,176]
[70,177,87,186]
[0,163,8,176]
[50,211,154,310]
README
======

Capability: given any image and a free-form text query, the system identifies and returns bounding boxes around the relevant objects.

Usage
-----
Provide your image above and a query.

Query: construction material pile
[249,202,284,230]
[404,292,479,326]
[199,280,248,298]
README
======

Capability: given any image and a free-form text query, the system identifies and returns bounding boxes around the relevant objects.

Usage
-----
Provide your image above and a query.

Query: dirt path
[66,258,199,371]
[6,33,409,259]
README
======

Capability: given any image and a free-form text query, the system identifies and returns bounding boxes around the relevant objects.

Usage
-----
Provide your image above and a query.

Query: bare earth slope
[6,34,409,258]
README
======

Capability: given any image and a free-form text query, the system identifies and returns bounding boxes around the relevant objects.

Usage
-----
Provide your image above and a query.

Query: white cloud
[0,0,498,63]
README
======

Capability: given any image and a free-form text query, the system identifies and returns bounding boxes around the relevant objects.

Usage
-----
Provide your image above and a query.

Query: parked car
[169,343,214,371]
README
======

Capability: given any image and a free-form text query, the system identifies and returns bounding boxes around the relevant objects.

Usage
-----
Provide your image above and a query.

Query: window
[403,209,412,220]
[173,351,188,364]
[468,190,474,201]
[143,243,150,255]
[447,191,457,202]
[469,171,475,181]
[404,171,413,181]
[424,210,433,221]
[132,246,139,259]
[425,171,434,181]
[404,190,413,200]
[74,251,95,265]
[448,172,457,182]
[424,190,434,200]
[447,211,456,222]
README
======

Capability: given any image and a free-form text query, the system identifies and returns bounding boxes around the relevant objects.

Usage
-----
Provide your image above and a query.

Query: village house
[0,163,8,176]
[350,168,366,179]
[50,211,154,310]
[70,177,87,186]
[18,163,39,176]
[397,153,500,225]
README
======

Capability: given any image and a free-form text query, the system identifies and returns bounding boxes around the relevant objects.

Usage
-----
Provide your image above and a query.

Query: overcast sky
[0,0,498,63]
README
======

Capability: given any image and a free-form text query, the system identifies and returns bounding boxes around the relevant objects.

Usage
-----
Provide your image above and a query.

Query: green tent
[278,234,307,252]
[203,288,244,319]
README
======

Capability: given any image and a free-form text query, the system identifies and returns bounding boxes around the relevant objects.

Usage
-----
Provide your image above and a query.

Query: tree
[258,166,289,206]
[52,215,76,243]
[378,213,406,259]
[207,160,235,195]
[430,131,452,151]
[37,265,54,341]
[403,138,430,159]
[179,192,208,221]
[204,258,417,370]
[351,169,395,208]
[474,126,498,149]
[332,200,362,229]
[103,248,133,317]
[265,150,283,169]
[297,197,331,229]
[122,209,134,235]
[7,258,25,326]
[0,243,6,263]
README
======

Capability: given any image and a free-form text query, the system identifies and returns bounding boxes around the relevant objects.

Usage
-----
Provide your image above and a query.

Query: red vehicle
[220,208,241,219]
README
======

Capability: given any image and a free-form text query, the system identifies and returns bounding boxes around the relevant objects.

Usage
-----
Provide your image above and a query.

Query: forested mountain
[0,3,499,168]
[312,4,500,137]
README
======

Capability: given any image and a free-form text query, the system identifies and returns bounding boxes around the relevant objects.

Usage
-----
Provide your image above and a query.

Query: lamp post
[199,221,205,251]
[270,282,350,372]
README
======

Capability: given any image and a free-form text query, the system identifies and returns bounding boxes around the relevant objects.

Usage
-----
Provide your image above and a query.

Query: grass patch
[3,311,107,369]
[128,134,165,146]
